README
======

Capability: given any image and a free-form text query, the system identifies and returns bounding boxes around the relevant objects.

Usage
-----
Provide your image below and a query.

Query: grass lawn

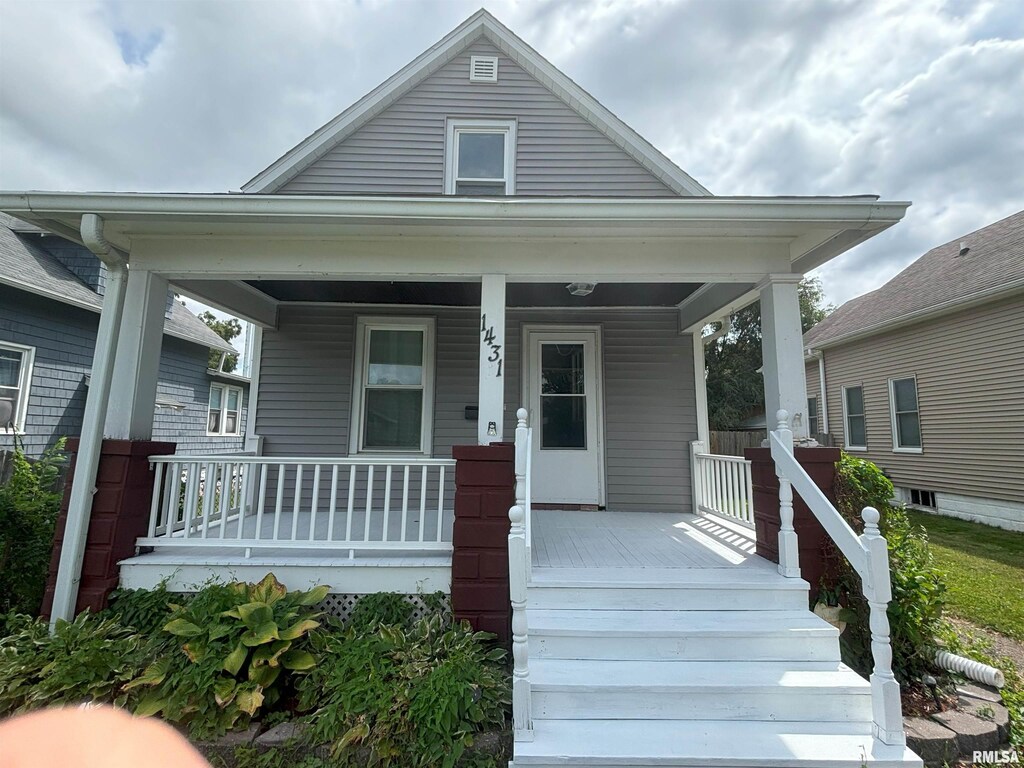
[906,510,1024,641]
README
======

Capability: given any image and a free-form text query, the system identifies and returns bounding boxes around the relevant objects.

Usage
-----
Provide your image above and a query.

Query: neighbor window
[842,385,866,449]
[351,317,435,453]
[807,396,819,436]
[445,119,516,195]
[0,341,35,434]
[889,376,922,451]
[909,488,935,508]
[208,384,243,436]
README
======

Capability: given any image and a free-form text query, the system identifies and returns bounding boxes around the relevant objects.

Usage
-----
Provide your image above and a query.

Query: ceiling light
[566,282,596,297]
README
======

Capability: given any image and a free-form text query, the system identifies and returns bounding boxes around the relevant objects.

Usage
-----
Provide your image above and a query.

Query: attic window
[445,118,516,195]
[469,55,498,82]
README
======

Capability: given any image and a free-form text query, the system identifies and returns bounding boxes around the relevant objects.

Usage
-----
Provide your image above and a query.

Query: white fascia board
[239,9,710,197]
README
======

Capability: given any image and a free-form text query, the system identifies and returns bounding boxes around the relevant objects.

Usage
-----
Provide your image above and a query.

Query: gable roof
[0,213,235,353]
[242,9,710,197]
[804,209,1024,349]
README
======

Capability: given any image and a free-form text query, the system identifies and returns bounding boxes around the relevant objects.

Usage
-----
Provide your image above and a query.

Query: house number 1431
[481,314,503,377]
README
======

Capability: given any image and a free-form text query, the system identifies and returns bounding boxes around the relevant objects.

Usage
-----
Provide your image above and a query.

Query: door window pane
[364,389,423,449]
[541,395,586,449]
[457,132,505,179]
[541,344,585,394]
[368,330,423,385]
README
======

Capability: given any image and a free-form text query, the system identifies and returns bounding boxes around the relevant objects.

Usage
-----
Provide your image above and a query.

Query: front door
[524,326,604,506]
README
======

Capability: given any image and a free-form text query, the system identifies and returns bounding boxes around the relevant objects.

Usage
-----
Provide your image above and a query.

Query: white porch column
[478,274,506,444]
[692,332,710,447]
[106,268,169,440]
[759,275,809,441]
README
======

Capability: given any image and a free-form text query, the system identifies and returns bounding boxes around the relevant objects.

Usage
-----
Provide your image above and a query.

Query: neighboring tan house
[0,11,922,766]
[0,213,249,456]
[804,210,1024,532]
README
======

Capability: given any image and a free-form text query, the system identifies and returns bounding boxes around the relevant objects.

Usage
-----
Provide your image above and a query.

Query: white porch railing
[509,408,533,742]
[769,410,905,747]
[141,455,455,557]
[691,442,755,528]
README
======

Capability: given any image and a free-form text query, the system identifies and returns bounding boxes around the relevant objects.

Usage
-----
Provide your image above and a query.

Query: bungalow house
[0,213,249,458]
[0,11,921,766]
[804,210,1024,532]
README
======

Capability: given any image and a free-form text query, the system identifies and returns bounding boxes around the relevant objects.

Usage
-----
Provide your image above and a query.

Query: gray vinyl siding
[280,40,676,197]
[255,305,695,512]
[0,285,245,458]
[808,293,1024,504]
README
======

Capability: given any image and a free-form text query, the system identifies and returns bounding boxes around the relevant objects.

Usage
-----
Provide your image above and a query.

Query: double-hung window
[889,377,922,451]
[0,341,34,434]
[445,118,516,195]
[842,385,866,450]
[208,384,243,436]
[807,396,819,436]
[351,317,435,454]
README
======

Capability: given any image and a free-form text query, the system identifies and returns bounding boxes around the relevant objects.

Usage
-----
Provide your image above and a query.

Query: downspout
[49,214,129,626]
[807,348,829,434]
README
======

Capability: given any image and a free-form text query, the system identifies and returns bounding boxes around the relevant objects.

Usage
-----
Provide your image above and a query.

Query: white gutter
[0,191,911,227]
[49,214,129,626]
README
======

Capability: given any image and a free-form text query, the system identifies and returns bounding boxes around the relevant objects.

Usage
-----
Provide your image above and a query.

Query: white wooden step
[528,609,840,661]
[527,581,808,611]
[530,659,871,721]
[511,719,923,767]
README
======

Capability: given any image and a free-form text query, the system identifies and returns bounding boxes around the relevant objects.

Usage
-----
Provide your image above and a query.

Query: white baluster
[775,410,800,577]
[862,506,906,745]
[148,461,164,538]
[508,504,533,741]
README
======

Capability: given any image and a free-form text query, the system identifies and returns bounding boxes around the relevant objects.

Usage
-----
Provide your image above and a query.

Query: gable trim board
[241,10,709,196]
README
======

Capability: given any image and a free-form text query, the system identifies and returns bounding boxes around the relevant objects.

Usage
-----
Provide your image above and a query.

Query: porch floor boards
[532,510,762,570]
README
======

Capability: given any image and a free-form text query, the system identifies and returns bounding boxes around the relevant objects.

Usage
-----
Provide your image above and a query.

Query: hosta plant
[128,574,328,738]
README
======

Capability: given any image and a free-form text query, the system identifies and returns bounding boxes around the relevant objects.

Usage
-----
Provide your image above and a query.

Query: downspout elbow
[81,213,128,271]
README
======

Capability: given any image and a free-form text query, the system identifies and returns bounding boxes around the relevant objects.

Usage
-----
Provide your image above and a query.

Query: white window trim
[0,340,35,435]
[207,383,244,437]
[889,375,923,454]
[841,385,867,451]
[350,316,436,456]
[444,118,517,195]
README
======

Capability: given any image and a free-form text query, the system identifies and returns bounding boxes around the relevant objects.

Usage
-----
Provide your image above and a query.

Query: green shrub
[347,592,414,631]
[0,440,67,616]
[0,611,150,716]
[104,582,181,635]
[828,453,948,685]
[127,574,327,738]
[298,615,509,768]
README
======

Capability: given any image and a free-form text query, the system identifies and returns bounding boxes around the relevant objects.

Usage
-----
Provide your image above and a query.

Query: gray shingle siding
[0,285,247,458]
[37,235,105,294]
[280,40,676,197]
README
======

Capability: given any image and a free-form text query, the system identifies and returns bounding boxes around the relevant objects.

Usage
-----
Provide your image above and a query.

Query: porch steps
[513,567,922,767]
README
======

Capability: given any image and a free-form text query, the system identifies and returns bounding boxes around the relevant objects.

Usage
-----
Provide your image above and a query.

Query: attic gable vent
[469,55,498,83]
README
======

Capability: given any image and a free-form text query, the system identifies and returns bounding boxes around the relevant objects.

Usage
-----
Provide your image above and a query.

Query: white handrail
[143,455,455,557]
[691,444,755,528]
[768,409,905,747]
[509,408,533,742]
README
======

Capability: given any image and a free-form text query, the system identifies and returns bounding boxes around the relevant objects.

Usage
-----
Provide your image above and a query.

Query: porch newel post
[774,410,801,578]
[758,274,809,442]
[478,274,506,444]
[106,268,168,439]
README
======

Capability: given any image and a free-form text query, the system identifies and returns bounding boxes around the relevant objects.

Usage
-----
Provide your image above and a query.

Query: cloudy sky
[1,0,1022,307]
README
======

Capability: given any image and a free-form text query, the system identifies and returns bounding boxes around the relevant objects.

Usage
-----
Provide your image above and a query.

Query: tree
[704,277,833,430]
[198,310,241,373]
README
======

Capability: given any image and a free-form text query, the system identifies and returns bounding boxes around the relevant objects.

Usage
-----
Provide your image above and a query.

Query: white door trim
[521,323,606,507]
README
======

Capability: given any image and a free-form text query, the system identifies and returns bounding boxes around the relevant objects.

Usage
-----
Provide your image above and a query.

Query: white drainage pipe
[934,650,1006,688]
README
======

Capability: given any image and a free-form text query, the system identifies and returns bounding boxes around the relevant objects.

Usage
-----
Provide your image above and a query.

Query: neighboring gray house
[1,11,921,765]
[804,210,1024,531]
[0,213,249,457]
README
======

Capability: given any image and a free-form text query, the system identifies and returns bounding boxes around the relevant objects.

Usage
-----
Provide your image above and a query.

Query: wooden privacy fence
[709,430,766,456]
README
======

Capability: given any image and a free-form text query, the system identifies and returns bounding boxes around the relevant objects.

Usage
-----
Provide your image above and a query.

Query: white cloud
[1,0,1021,305]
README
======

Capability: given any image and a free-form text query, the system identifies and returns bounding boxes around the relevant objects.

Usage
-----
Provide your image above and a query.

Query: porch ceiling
[245,280,702,307]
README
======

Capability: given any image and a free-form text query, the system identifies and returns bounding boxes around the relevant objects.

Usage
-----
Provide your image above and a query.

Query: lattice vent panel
[317,593,451,623]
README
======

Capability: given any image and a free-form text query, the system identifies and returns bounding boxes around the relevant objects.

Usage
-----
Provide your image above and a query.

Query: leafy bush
[127,574,327,738]
[104,582,180,635]
[0,611,149,716]
[0,441,67,616]
[348,592,415,632]
[298,615,509,767]
[828,453,948,684]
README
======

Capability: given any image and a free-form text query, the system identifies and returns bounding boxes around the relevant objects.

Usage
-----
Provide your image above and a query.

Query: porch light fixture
[566,282,596,297]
